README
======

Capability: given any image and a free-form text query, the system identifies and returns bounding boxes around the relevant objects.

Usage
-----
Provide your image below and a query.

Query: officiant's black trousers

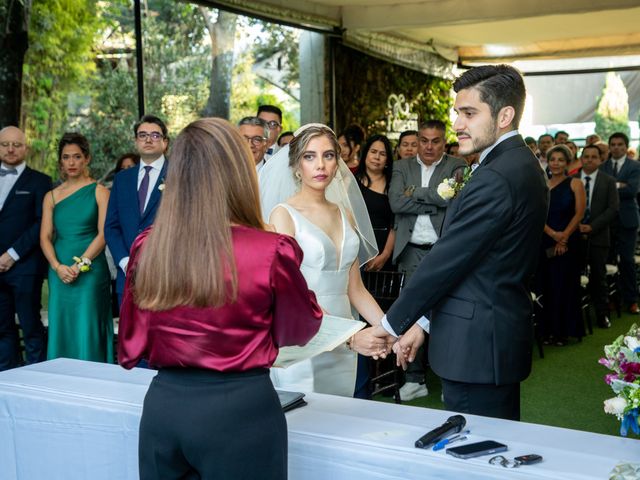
[442,379,520,421]
[139,367,287,480]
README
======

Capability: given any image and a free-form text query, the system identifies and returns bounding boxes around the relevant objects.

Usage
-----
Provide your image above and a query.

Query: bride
[261,124,395,397]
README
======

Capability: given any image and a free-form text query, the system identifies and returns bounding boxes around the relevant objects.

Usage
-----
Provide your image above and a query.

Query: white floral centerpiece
[599,323,640,436]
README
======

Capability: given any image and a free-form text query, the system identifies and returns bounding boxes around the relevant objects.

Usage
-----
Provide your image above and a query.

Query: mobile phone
[446,440,508,459]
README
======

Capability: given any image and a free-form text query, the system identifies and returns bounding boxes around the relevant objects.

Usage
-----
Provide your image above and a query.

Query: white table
[0,359,637,479]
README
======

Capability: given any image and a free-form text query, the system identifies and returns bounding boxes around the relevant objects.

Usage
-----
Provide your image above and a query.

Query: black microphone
[414,415,466,449]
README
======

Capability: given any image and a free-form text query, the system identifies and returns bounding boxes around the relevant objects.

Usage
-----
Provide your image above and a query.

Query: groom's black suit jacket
[387,134,549,385]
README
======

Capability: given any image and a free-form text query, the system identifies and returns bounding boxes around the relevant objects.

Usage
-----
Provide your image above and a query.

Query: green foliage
[595,72,630,141]
[248,20,299,92]
[22,0,103,178]
[334,43,453,140]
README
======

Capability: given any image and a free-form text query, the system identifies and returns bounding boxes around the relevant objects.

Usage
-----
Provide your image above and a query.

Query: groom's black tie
[583,175,591,223]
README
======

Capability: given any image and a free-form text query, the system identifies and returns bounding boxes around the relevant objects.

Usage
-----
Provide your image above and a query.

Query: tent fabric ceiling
[199,0,640,66]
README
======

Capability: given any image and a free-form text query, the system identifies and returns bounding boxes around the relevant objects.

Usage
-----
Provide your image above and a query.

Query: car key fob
[514,454,542,465]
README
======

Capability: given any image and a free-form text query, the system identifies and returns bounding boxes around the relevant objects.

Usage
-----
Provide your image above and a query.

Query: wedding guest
[354,134,396,399]
[257,104,283,156]
[396,130,418,160]
[105,114,168,306]
[566,141,581,175]
[338,124,365,173]
[595,141,609,162]
[554,130,569,144]
[524,136,537,155]
[538,134,553,174]
[537,145,586,346]
[586,134,601,146]
[446,142,460,157]
[115,152,140,173]
[356,134,396,272]
[238,116,269,173]
[388,119,465,401]
[40,132,113,362]
[0,126,51,371]
[576,145,618,329]
[278,131,294,147]
[600,132,640,314]
[118,118,322,480]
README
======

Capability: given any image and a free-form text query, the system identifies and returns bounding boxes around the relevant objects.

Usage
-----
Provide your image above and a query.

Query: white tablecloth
[0,359,637,479]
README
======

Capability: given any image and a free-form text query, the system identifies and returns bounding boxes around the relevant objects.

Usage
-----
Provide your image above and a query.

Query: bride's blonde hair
[288,125,341,181]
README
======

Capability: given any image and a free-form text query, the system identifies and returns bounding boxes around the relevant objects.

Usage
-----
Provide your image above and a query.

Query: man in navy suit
[600,132,640,314]
[0,126,51,371]
[363,65,549,420]
[105,115,168,305]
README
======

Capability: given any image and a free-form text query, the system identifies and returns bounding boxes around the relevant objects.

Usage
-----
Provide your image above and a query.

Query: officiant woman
[117,117,322,480]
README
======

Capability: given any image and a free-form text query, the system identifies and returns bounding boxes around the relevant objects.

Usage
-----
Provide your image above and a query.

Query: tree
[0,0,31,128]
[199,8,237,119]
[595,72,630,141]
[21,0,103,176]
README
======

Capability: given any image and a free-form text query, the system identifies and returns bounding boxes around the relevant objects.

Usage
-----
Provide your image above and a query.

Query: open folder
[273,315,365,369]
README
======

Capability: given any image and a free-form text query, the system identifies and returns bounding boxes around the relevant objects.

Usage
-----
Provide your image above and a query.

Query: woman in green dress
[40,132,113,362]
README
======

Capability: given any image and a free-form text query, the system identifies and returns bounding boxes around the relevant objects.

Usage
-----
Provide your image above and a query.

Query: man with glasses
[105,115,168,305]
[238,117,269,173]
[257,105,283,157]
[0,126,51,370]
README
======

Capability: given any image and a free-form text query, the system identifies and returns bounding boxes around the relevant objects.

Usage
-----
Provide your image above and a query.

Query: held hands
[554,242,568,256]
[351,325,396,359]
[0,252,16,273]
[56,264,78,284]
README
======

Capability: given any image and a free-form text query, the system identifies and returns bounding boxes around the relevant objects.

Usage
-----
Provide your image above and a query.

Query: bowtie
[0,167,18,177]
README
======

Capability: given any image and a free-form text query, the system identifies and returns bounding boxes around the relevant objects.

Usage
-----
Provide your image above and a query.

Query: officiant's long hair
[134,117,264,310]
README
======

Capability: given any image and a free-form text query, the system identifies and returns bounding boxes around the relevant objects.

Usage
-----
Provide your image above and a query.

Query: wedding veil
[259,124,378,266]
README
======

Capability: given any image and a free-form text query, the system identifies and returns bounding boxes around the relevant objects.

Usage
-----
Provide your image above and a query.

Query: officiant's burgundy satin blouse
[118,226,322,371]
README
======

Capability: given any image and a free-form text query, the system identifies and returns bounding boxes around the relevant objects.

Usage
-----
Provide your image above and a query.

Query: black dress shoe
[597,317,611,328]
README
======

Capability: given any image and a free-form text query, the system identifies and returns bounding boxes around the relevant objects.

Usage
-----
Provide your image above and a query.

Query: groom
[366,65,549,420]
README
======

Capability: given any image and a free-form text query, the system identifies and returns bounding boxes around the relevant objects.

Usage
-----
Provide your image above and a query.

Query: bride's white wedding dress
[270,203,360,397]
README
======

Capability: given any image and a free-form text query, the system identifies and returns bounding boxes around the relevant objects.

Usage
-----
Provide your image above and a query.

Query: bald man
[0,126,51,371]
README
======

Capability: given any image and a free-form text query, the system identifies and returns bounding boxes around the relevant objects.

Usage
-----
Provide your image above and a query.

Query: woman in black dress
[536,144,586,346]
[355,134,395,272]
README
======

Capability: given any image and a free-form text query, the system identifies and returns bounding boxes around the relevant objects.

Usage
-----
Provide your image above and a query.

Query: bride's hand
[350,326,395,358]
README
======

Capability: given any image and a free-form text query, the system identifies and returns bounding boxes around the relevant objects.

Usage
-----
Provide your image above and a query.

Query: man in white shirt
[105,115,168,305]
[388,120,465,400]
[0,126,51,370]
[238,117,269,174]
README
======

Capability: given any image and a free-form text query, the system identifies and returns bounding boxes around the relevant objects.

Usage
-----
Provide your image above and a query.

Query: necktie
[266,148,273,155]
[612,161,618,177]
[0,167,18,177]
[583,176,591,223]
[138,166,153,215]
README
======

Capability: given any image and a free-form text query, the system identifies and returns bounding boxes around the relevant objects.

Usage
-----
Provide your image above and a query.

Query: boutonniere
[157,178,165,191]
[437,166,473,200]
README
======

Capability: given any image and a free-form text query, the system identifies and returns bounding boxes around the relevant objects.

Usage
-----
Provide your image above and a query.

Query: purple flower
[620,362,640,376]
[604,373,618,385]
[599,357,614,369]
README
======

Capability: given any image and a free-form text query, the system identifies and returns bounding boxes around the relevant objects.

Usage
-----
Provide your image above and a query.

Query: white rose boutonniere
[437,180,456,200]
[158,179,165,191]
[437,166,473,200]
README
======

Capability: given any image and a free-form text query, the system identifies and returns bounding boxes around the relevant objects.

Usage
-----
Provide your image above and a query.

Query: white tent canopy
[198,0,640,71]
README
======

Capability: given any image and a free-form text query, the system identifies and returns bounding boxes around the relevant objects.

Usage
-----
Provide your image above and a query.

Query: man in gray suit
[388,120,465,400]
[576,145,618,329]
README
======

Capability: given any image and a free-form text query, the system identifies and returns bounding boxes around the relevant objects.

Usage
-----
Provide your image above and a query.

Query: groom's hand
[393,324,425,370]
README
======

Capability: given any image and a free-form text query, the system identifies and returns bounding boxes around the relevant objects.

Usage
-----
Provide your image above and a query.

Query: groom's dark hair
[453,65,526,129]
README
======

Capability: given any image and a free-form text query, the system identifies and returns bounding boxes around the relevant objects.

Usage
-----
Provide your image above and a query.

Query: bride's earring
[295,171,302,180]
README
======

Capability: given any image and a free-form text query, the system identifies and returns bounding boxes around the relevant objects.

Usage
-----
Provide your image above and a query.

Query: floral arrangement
[73,256,92,273]
[599,323,640,436]
[437,166,472,200]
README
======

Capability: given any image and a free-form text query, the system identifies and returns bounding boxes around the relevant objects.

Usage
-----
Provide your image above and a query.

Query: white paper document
[274,315,365,369]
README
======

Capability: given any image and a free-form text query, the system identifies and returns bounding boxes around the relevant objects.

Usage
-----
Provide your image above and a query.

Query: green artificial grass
[375,312,639,437]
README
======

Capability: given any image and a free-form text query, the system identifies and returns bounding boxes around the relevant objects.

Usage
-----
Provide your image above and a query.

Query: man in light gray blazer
[388,120,465,400]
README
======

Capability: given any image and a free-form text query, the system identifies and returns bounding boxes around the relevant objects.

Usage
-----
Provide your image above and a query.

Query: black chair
[531,292,544,359]
[580,273,594,335]
[361,270,405,403]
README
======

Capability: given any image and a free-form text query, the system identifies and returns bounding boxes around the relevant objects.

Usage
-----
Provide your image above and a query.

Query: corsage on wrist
[73,256,92,273]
